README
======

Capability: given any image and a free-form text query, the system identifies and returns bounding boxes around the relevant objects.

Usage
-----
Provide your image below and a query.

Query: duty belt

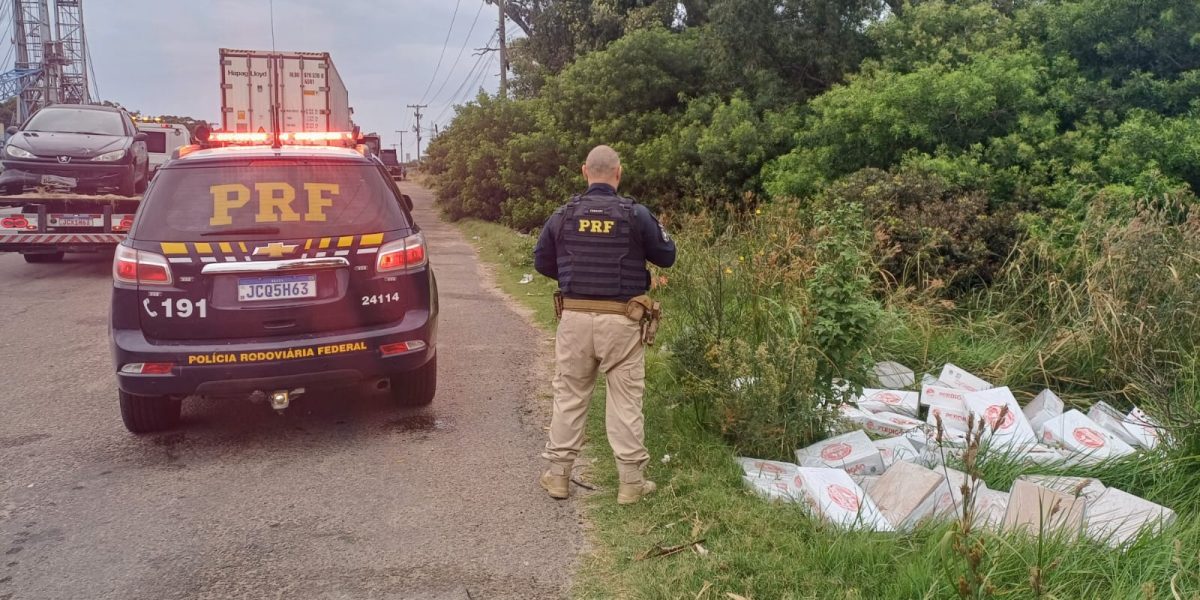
[561,298,628,315]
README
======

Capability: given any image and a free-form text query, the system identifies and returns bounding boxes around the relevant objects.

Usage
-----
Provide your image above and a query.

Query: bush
[661,202,880,459]
[828,167,1022,295]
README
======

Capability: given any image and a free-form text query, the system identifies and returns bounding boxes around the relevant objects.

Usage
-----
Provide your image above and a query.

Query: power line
[432,50,495,125]
[429,36,494,124]
[426,0,486,106]
[418,0,463,104]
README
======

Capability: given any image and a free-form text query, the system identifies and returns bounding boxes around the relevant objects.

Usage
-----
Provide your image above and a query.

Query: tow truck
[0,192,137,262]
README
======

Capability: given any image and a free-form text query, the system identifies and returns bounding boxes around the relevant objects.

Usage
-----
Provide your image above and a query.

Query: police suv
[110,131,438,433]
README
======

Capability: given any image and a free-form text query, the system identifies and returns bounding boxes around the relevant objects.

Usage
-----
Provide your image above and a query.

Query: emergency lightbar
[207,131,357,146]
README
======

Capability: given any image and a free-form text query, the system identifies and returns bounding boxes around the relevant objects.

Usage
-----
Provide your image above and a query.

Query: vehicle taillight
[1,216,29,229]
[376,233,428,274]
[120,362,175,375]
[380,340,427,357]
[113,245,173,286]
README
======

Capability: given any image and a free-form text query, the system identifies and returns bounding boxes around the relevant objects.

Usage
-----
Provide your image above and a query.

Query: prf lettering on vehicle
[209,182,339,226]
[577,219,615,234]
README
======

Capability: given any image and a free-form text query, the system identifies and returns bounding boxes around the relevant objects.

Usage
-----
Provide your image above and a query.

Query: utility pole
[406,104,427,158]
[394,129,406,163]
[497,0,507,99]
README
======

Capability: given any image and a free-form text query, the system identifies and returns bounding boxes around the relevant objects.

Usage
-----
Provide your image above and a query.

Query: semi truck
[380,148,405,180]
[219,48,353,134]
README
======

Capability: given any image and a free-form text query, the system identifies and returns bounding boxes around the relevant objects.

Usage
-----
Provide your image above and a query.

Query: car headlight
[6,145,34,159]
[92,149,126,162]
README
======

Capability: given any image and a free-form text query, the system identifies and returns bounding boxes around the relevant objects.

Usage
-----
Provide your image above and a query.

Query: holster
[626,295,662,346]
[553,291,565,321]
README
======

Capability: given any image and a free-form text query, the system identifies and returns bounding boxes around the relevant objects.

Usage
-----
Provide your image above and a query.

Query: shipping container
[219,48,353,135]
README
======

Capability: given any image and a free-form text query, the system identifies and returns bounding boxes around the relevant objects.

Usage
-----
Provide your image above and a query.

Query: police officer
[532,145,676,505]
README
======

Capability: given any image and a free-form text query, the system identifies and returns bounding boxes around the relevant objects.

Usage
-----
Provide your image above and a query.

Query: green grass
[457,217,1200,600]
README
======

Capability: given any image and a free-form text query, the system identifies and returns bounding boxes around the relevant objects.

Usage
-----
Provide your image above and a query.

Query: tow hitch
[250,388,306,414]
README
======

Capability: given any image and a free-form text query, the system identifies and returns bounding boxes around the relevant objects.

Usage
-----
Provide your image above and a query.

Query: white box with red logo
[797,430,885,477]
[920,385,971,408]
[736,457,799,480]
[939,363,995,392]
[742,474,804,502]
[863,411,925,437]
[1023,389,1064,432]
[793,467,893,531]
[855,388,919,417]
[963,387,1038,450]
[1040,410,1136,462]
[925,400,972,436]
[838,403,873,426]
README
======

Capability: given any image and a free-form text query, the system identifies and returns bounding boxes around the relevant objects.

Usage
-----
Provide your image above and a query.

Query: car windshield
[134,160,409,241]
[25,108,126,136]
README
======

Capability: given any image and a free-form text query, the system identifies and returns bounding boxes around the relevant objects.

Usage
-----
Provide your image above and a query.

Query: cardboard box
[1003,478,1087,538]
[922,373,951,388]
[1085,487,1177,548]
[921,385,971,407]
[964,387,1038,450]
[1126,406,1163,449]
[1088,401,1152,449]
[939,363,995,392]
[929,467,985,520]
[1020,444,1065,466]
[743,474,804,502]
[797,430,885,476]
[874,361,915,389]
[794,467,893,531]
[1020,475,1107,504]
[856,388,920,417]
[974,488,1010,531]
[736,457,799,480]
[874,436,920,467]
[854,474,880,495]
[1024,389,1064,432]
[869,461,945,530]
[863,411,925,437]
[926,400,972,435]
[1041,410,1136,462]
[838,403,873,425]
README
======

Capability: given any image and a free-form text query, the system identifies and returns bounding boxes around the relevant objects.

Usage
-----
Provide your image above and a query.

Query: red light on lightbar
[211,131,271,143]
[120,362,175,375]
[380,341,426,357]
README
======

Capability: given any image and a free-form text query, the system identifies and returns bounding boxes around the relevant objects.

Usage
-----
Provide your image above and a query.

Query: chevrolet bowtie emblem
[252,242,298,258]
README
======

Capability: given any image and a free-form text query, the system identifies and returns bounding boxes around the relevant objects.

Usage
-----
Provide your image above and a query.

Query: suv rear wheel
[392,356,437,407]
[119,390,182,433]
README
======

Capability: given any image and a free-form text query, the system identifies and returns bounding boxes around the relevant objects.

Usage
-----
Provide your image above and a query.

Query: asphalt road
[0,183,583,600]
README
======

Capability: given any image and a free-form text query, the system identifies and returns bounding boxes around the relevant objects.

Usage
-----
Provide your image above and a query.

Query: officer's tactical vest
[555,194,647,299]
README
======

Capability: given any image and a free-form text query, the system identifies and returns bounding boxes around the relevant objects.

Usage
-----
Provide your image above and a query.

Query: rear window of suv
[134,160,409,241]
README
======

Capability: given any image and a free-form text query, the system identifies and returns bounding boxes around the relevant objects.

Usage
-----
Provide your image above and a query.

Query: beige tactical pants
[543,310,649,482]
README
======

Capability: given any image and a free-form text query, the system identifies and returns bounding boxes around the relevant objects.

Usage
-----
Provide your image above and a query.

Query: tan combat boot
[617,470,657,505]
[540,462,571,499]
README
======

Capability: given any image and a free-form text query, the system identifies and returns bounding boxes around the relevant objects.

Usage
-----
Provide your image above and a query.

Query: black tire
[23,251,64,263]
[119,390,182,433]
[134,164,149,193]
[117,167,136,196]
[392,355,437,407]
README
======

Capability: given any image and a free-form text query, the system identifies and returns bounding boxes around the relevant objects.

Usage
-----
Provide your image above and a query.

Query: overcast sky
[82,0,502,159]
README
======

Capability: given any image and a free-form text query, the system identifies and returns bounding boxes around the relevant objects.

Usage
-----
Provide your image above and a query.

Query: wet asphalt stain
[384,414,454,433]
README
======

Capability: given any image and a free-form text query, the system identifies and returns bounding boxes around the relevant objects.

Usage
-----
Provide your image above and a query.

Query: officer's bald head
[582,145,622,188]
